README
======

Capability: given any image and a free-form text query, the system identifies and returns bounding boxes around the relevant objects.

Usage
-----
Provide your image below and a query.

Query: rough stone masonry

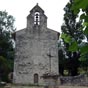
[13,4,59,85]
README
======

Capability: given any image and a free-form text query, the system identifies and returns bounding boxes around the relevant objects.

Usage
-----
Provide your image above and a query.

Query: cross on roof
[36,3,39,6]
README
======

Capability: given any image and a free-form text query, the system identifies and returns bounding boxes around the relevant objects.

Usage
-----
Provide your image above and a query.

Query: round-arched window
[34,12,40,25]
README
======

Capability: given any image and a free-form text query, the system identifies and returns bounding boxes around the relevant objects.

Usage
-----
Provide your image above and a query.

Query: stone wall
[60,74,88,86]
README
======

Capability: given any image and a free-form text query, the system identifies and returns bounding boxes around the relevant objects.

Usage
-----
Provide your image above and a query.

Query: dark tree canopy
[60,0,84,76]
[0,11,15,59]
[71,0,88,73]
[0,11,15,81]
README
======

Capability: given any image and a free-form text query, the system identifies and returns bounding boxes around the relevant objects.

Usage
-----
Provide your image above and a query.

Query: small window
[34,73,39,84]
[34,12,40,25]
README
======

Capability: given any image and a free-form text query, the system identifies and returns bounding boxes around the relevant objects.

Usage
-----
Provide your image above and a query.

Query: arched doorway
[34,73,38,84]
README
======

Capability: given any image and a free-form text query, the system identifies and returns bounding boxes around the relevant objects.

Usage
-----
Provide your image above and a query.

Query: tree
[71,0,88,65]
[58,40,65,75]
[61,0,84,76]
[0,11,15,58]
[64,0,88,73]
[0,56,10,82]
[0,11,15,81]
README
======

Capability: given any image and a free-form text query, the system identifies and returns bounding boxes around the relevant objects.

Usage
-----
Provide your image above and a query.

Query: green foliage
[64,0,88,72]
[69,41,78,52]
[0,11,15,32]
[61,33,71,43]
[0,11,15,82]
[72,0,88,36]
[72,0,88,14]
[60,0,84,76]
[80,44,88,55]
[0,11,15,59]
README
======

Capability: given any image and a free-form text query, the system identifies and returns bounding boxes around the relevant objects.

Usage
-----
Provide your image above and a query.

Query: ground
[3,84,88,88]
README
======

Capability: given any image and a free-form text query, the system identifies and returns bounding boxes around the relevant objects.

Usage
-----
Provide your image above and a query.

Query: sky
[0,0,69,32]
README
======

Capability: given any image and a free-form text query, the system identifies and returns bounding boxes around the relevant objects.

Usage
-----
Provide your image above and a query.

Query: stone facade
[13,4,59,85]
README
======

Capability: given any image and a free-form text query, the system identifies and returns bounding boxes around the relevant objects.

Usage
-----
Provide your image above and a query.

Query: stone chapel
[13,4,59,85]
